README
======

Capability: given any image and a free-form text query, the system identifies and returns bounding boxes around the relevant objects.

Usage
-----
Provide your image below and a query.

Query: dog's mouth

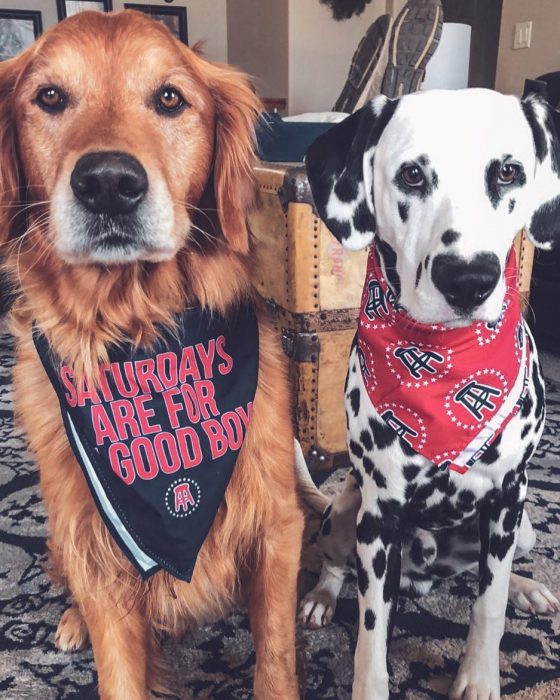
[85,215,146,254]
[88,216,137,246]
[51,151,179,265]
[51,207,179,265]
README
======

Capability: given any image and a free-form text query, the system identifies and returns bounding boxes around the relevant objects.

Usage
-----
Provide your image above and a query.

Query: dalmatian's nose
[431,252,500,311]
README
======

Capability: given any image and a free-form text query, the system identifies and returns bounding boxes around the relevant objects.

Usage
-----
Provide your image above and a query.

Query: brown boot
[381,0,443,98]
[333,13,391,113]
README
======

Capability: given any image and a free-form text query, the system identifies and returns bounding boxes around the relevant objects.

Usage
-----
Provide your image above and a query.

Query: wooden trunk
[249,162,535,470]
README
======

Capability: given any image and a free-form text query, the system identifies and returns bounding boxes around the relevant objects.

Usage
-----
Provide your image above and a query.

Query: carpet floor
[0,325,558,699]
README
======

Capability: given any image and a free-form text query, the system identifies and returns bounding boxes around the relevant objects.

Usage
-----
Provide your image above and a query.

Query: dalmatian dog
[298,89,560,700]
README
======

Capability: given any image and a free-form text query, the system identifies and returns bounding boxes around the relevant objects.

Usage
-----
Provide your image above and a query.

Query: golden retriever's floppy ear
[206,63,262,254]
[0,52,29,243]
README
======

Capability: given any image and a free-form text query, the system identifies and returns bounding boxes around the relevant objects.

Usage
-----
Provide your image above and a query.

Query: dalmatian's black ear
[522,94,560,249]
[305,95,398,251]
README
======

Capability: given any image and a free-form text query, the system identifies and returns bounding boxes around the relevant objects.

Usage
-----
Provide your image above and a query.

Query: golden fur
[0,11,303,699]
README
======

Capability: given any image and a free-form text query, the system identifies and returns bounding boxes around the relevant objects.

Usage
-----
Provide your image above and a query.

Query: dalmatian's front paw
[55,604,89,652]
[449,650,500,700]
[508,573,560,615]
[299,588,337,629]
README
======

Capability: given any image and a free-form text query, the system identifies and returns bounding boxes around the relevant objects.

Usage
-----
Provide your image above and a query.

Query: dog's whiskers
[4,201,50,232]
[10,214,54,286]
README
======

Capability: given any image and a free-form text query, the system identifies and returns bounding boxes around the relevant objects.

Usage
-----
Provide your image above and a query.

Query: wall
[495,0,560,95]
[5,1,228,63]
[1,0,58,31]
[227,0,288,100]
[113,0,228,62]
[288,0,386,114]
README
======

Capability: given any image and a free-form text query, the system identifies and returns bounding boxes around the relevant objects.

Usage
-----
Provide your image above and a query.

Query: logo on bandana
[394,346,445,379]
[364,280,390,320]
[380,409,418,444]
[444,370,509,430]
[454,381,502,420]
[166,478,201,518]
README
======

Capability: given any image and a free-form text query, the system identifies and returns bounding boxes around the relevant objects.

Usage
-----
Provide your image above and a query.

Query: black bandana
[33,304,259,582]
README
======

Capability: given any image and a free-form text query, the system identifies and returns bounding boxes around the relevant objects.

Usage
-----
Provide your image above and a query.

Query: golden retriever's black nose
[71,152,148,216]
[432,252,500,311]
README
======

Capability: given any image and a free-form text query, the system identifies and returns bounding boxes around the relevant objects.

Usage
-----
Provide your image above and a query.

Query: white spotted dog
[297,89,560,700]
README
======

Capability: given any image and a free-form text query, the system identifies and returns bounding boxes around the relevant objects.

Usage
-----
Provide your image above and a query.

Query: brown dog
[0,11,303,699]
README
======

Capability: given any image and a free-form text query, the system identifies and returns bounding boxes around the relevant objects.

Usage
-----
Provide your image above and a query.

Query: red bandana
[357,243,530,474]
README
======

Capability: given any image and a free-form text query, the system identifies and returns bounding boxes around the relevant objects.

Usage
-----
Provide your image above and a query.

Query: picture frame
[56,0,113,22]
[0,10,42,61]
[124,4,188,44]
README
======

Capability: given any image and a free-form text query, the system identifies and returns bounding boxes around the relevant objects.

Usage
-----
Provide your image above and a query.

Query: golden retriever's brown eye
[498,162,519,184]
[36,86,68,113]
[156,86,188,115]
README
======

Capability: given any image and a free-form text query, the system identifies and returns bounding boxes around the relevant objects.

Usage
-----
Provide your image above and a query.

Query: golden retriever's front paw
[299,588,337,629]
[449,655,500,700]
[509,573,560,615]
[55,605,89,652]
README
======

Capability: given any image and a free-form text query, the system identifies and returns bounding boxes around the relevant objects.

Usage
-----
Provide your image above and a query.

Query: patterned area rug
[0,323,558,699]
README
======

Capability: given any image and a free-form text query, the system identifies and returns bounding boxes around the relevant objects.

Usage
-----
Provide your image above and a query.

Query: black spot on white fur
[383,545,401,603]
[360,429,374,452]
[485,159,502,209]
[373,549,386,578]
[441,229,460,246]
[479,433,502,464]
[357,511,377,545]
[362,456,375,476]
[403,464,420,481]
[357,554,369,595]
[364,608,376,630]
[350,439,364,459]
[349,388,360,416]
[353,200,373,233]
[530,195,560,247]
[369,416,397,449]
[334,176,359,203]
[415,263,422,288]
[376,237,401,299]
[398,202,409,223]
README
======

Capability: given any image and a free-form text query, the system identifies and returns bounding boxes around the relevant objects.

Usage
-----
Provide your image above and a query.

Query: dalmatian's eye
[401,165,425,187]
[498,163,519,184]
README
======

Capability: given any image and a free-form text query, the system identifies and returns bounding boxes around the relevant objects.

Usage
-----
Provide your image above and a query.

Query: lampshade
[422,23,472,91]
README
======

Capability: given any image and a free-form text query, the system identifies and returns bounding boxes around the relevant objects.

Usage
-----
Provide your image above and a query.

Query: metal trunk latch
[281,329,320,362]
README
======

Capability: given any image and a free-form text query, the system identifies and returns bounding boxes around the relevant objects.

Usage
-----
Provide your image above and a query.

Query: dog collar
[33,304,259,581]
[357,243,530,474]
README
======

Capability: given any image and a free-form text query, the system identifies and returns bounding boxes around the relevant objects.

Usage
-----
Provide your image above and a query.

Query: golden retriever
[0,10,303,699]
